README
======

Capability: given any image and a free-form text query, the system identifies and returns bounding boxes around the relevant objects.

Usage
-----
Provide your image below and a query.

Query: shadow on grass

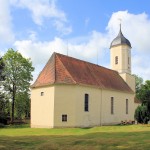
[3,124,30,129]
[0,131,150,150]
[80,127,93,129]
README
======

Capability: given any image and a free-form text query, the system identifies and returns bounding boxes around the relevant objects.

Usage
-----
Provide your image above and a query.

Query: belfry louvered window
[115,56,118,64]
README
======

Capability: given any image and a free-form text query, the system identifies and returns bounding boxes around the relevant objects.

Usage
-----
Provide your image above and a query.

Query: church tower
[110,24,135,92]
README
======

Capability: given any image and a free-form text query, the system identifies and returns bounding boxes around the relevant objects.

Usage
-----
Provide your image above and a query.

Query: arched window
[111,97,114,114]
[128,57,130,65]
[126,99,128,114]
[115,56,118,64]
[84,94,89,112]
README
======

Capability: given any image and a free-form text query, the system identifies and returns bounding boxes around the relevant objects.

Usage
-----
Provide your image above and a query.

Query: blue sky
[0,0,150,81]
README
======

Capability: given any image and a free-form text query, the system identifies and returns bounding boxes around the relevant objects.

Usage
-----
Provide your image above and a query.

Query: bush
[0,113,9,125]
[0,123,5,128]
[134,105,150,124]
[0,117,7,125]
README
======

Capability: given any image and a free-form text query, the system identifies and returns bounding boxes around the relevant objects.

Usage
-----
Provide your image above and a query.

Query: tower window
[115,56,118,64]
[111,97,114,114]
[128,57,130,65]
[84,94,89,112]
[126,99,128,114]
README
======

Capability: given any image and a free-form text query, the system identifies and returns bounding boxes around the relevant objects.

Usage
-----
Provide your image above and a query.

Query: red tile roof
[31,52,133,93]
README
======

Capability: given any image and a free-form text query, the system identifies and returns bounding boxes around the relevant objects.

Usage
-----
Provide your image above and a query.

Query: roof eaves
[31,82,55,88]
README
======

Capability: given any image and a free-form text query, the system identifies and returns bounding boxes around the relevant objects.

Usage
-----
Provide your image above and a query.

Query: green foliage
[0,96,10,117]
[137,80,150,110]
[0,123,5,128]
[0,85,11,120]
[134,75,150,123]
[2,48,34,93]
[1,48,34,122]
[0,57,5,79]
[15,92,30,119]
[134,106,142,123]
[134,105,150,124]
[133,74,143,98]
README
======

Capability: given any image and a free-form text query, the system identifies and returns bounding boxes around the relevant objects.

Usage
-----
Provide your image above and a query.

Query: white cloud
[107,11,150,53]
[85,18,90,27]
[14,31,110,81]
[0,0,14,44]
[14,32,109,66]
[13,11,150,81]
[107,11,150,80]
[0,1,149,83]
[28,30,38,41]
[132,54,150,81]
[14,37,65,65]
[10,0,72,35]
[54,20,72,36]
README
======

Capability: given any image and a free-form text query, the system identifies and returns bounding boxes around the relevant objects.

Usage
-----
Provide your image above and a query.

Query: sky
[0,0,150,82]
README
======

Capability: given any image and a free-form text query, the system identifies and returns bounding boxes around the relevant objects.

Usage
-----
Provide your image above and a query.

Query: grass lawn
[0,124,150,150]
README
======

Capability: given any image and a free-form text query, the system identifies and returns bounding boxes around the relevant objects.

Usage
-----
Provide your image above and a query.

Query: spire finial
[118,18,122,31]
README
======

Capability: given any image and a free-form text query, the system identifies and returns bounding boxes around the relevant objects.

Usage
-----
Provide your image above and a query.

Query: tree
[135,105,150,124]
[15,92,30,119]
[134,80,150,124]
[1,48,34,123]
[133,74,143,98]
[0,58,7,118]
[137,80,150,111]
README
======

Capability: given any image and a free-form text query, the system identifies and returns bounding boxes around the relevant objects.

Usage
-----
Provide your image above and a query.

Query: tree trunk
[11,96,15,123]
[11,85,16,123]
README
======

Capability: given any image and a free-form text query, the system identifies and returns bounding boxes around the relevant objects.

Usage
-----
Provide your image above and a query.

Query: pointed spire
[119,22,121,32]
[110,20,131,48]
[118,18,122,29]
[118,18,123,36]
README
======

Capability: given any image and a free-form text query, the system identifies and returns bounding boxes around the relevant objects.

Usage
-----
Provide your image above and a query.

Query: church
[31,26,139,128]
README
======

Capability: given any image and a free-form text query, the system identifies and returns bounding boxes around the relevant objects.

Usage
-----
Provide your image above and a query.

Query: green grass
[0,124,150,150]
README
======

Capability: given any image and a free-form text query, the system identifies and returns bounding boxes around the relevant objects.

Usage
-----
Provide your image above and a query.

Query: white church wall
[53,84,102,127]
[74,85,102,127]
[31,86,55,128]
[53,84,135,128]
[101,89,135,125]
[31,84,135,128]
[53,84,77,127]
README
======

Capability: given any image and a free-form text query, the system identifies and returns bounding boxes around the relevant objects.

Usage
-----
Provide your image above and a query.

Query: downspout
[100,89,103,126]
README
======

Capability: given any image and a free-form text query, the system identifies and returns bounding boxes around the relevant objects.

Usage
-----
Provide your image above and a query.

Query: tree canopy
[134,74,150,123]
[137,80,150,110]
[1,48,34,122]
[133,74,143,98]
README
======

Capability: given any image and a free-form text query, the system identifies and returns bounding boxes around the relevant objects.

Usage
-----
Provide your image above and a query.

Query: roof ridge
[32,52,133,93]
[56,54,77,84]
